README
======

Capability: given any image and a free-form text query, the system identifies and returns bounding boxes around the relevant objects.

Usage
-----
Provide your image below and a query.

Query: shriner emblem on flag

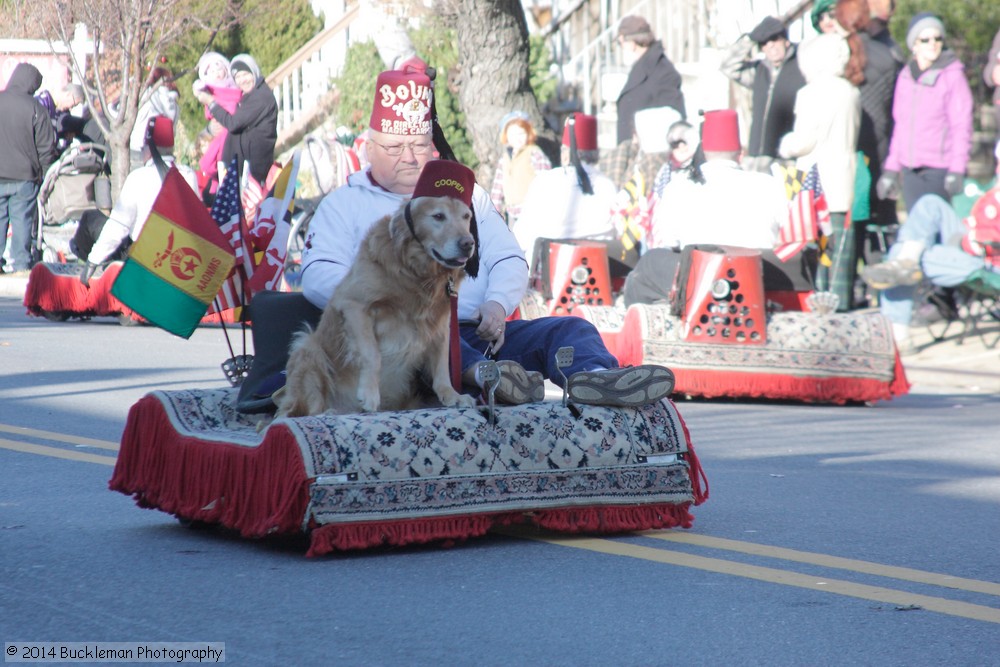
[111,167,235,338]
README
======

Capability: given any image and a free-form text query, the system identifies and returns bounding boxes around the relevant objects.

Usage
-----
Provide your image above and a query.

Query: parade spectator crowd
[3,2,1000,362]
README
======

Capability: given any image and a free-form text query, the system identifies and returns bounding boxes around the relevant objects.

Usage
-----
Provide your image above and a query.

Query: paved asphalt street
[1,273,998,666]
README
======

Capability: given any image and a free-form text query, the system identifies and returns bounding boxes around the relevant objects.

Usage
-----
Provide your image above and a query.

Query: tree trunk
[453,0,550,185]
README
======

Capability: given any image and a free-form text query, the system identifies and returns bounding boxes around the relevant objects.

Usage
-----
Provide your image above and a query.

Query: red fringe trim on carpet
[305,503,698,557]
[307,512,526,556]
[670,357,910,405]
[109,395,310,537]
[530,502,694,533]
[111,395,709,556]
[25,263,240,324]
[23,262,137,318]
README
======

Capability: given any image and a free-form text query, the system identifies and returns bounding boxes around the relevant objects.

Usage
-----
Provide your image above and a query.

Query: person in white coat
[513,113,617,268]
[625,109,789,306]
[74,117,198,275]
[299,65,674,408]
[779,32,861,309]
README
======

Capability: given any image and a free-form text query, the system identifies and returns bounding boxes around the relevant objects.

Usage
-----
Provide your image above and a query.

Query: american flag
[775,164,830,262]
[208,158,255,313]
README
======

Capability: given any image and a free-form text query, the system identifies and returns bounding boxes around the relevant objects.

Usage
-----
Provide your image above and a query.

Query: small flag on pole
[111,168,235,338]
[209,158,255,314]
[248,152,301,292]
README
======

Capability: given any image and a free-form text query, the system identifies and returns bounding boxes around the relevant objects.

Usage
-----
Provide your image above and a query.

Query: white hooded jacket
[778,33,861,214]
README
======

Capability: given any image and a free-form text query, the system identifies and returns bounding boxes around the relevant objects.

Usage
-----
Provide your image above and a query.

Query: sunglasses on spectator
[669,139,687,149]
[917,36,944,44]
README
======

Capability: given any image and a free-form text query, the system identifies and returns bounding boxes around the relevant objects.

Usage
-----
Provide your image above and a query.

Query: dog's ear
[464,207,479,279]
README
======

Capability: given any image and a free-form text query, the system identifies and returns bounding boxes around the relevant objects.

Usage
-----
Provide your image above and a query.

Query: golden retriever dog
[276,193,477,417]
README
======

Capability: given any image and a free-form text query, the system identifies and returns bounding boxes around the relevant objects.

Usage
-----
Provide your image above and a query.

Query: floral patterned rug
[112,388,706,553]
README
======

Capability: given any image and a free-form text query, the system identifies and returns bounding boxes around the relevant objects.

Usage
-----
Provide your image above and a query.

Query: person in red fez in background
[300,68,674,408]
[514,113,618,267]
[625,110,788,306]
[73,116,199,284]
[651,109,786,251]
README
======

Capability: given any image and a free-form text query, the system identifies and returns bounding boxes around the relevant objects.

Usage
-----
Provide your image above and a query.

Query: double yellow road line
[5,422,998,624]
[0,423,118,465]
[504,529,1000,624]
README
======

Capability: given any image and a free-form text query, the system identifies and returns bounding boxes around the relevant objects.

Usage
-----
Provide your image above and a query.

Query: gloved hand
[80,261,98,288]
[944,172,964,197]
[876,171,900,201]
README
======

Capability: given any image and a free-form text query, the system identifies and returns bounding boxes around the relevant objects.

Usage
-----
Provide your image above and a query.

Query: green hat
[810,0,837,31]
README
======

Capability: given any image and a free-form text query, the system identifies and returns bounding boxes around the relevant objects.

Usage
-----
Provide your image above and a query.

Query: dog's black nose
[459,237,475,255]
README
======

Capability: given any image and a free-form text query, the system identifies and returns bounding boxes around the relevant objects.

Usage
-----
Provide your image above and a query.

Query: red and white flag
[208,158,255,314]
[774,164,829,262]
[248,152,301,292]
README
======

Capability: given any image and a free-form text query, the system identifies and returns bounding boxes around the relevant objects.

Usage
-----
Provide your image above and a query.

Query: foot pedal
[478,360,500,425]
[222,354,254,387]
[555,346,575,408]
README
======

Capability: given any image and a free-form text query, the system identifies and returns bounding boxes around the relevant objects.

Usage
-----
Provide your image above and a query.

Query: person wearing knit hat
[905,12,945,51]
[513,113,618,267]
[490,111,551,226]
[614,14,686,145]
[811,0,838,33]
[299,69,675,409]
[73,114,198,274]
[190,52,241,198]
[720,15,806,174]
[878,12,973,213]
[194,52,277,184]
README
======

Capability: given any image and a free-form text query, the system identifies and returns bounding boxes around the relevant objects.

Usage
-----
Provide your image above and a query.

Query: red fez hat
[146,115,174,149]
[562,113,598,151]
[701,109,740,152]
[369,69,433,136]
[412,160,475,209]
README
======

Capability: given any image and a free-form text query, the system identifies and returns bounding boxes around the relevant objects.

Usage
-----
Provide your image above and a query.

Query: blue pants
[881,194,987,326]
[0,180,40,272]
[459,316,618,387]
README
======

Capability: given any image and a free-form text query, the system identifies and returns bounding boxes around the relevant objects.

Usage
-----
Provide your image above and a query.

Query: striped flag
[247,152,301,292]
[774,164,830,262]
[209,158,254,314]
[241,170,265,224]
[110,168,235,338]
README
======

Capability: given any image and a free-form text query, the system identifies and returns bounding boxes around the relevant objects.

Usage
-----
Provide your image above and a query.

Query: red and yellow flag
[111,167,235,338]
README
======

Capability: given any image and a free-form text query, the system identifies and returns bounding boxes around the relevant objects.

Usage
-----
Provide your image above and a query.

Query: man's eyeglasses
[669,139,687,150]
[370,139,435,157]
[917,36,944,44]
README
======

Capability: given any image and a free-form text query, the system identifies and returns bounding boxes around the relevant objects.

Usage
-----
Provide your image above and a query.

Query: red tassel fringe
[24,263,240,324]
[670,362,909,404]
[111,395,709,557]
[23,262,138,318]
[109,395,310,537]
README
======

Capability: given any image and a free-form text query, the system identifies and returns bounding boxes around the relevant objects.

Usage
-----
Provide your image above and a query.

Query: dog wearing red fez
[276,160,478,417]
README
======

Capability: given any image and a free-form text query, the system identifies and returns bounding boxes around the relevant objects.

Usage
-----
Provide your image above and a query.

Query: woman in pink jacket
[877,12,973,212]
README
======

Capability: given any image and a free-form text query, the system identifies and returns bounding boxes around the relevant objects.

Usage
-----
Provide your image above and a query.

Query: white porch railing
[266,2,360,151]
